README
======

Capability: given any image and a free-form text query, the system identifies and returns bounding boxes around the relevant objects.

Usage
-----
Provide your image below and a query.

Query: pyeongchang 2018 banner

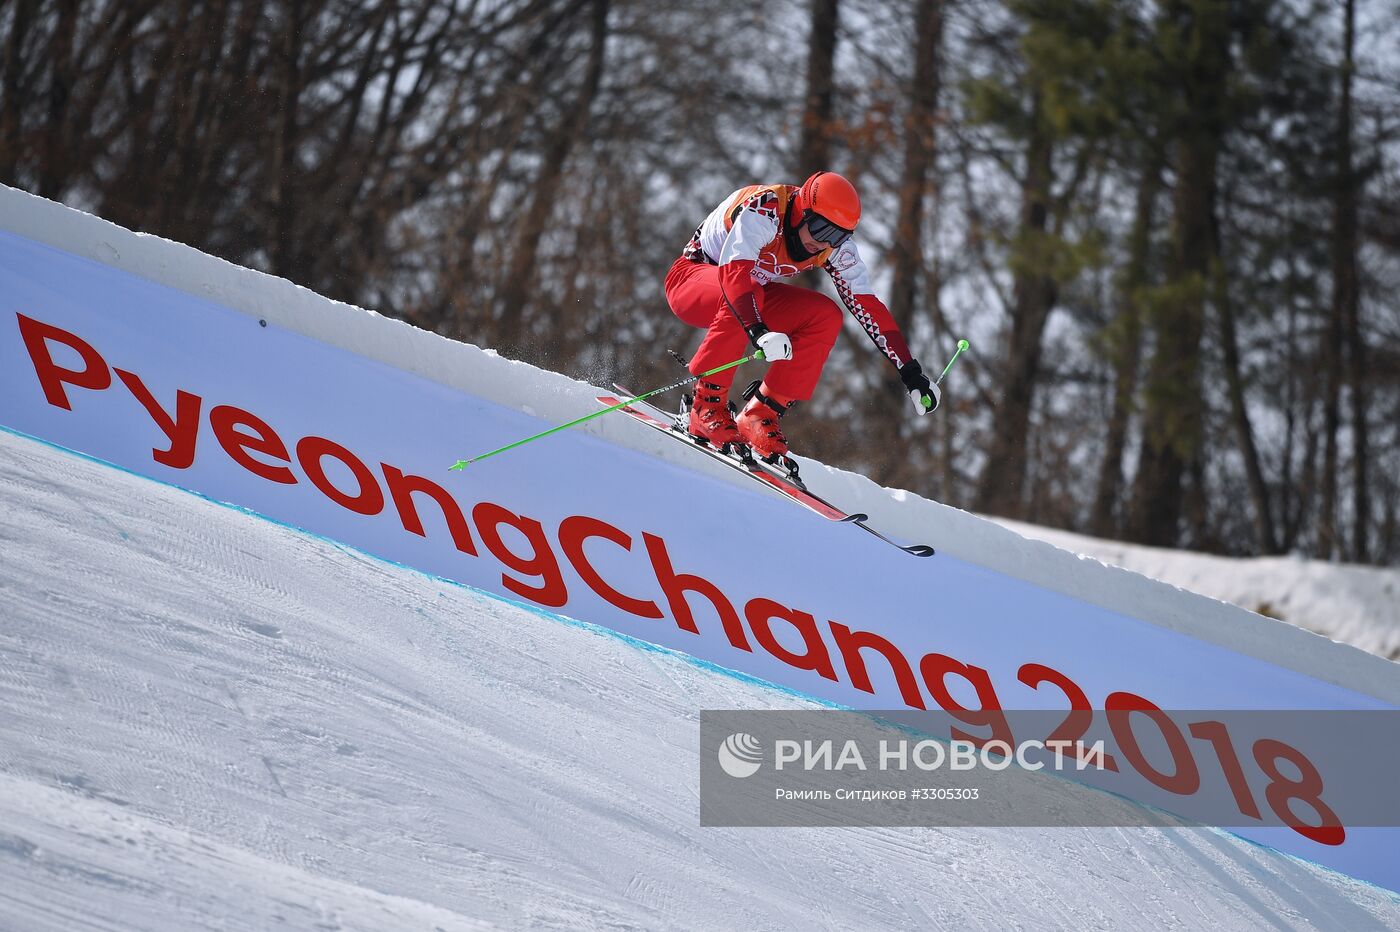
[1,225,1397,892]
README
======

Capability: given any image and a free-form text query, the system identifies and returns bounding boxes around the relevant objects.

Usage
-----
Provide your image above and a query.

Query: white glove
[756,330,794,362]
[909,381,940,416]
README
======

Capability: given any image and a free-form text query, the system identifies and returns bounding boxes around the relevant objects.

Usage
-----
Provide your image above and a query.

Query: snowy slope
[4,433,1400,930]
[993,519,1400,662]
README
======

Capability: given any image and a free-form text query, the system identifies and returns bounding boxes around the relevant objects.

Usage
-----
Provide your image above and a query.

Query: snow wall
[2,184,1398,892]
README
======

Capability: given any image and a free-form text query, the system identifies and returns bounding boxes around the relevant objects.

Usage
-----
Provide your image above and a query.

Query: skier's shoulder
[824,237,865,275]
[723,183,796,224]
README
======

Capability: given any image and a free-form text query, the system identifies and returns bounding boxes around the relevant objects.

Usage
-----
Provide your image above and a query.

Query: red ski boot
[736,381,796,462]
[686,381,742,449]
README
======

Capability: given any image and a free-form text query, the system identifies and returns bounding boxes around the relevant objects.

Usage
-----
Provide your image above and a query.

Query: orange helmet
[794,171,861,231]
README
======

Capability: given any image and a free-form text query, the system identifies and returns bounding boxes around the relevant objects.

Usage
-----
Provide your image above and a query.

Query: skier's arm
[824,241,938,414]
[823,240,914,368]
[716,199,780,343]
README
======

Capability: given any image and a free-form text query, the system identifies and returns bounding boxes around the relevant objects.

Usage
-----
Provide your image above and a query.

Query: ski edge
[596,394,848,521]
[598,393,935,557]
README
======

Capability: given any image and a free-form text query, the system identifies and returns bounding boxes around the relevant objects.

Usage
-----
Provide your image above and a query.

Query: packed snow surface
[993,519,1400,662]
[3,435,1400,929]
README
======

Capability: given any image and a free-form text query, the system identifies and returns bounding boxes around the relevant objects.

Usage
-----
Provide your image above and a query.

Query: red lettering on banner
[1018,661,1119,770]
[745,598,837,681]
[558,516,662,618]
[209,404,297,484]
[642,533,751,651]
[1105,690,1201,795]
[919,652,1015,748]
[1189,720,1261,818]
[295,436,384,516]
[381,464,478,556]
[16,313,111,408]
[829,622,926,709]
[20,317,1242,740]
[114,368,203,469]
[473,502,569,607]
[1253,738,1345,846]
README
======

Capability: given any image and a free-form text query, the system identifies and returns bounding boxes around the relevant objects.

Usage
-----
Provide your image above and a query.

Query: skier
[666,171,939,464]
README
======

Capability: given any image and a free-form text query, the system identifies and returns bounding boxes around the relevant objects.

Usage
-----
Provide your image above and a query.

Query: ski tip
[904,545,937,557]
[449,460,469,471]
[840,513,870,523]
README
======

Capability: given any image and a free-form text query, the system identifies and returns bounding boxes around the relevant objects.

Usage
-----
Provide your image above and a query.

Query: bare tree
[1213,190,1277,553]
[1127,0,1231,547]
[797,0,840,180]
[974,87,1055,518]
[1335,0,1369,561]
[497,0,610,357]
[1090,153,1161,537]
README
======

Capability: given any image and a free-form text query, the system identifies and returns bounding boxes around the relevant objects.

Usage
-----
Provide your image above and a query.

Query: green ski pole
[937,339,970,385]
[916,339,970,410]
[449,350,765,471]
[912,334,968,405]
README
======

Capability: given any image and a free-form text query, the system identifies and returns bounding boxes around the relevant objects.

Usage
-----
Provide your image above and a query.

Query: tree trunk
[869,0,942,489]
[188,0,267,241]
[886,0,942,335]
[37,0,78,199]
[269,0,306,280]
[1089,154,1161,537]
[797,0,840,181]
[1380,480,1397,565]
[1212,198,1276,553]
[1335,0,1368,562]
[496,0,609,356]
[1127,0,1230,547]
[974,90,1055,519]
[791,0,841,293]
[0,0,35,185]
[1279,242,1304,551]
[1294,385,1321,552]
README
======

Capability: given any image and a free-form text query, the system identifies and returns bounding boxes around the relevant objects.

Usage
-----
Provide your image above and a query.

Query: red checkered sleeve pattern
[824,261,912,370]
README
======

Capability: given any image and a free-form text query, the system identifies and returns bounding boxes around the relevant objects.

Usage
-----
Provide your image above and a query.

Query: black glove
[899,361,939,415]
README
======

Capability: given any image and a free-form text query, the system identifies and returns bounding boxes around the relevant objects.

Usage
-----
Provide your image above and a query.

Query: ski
[598,392,935,558]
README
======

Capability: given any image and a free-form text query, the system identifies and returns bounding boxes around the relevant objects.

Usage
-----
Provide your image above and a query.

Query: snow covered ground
[4,431,1400,929]
[992,519,1400,662]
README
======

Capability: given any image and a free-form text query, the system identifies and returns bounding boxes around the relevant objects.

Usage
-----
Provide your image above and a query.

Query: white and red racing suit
[666,183,914,401]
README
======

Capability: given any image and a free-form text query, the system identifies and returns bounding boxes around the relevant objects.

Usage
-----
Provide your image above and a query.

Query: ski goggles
[802,211,854,248]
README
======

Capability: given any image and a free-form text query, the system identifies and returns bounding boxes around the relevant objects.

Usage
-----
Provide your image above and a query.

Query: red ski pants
[664,257,841,401]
